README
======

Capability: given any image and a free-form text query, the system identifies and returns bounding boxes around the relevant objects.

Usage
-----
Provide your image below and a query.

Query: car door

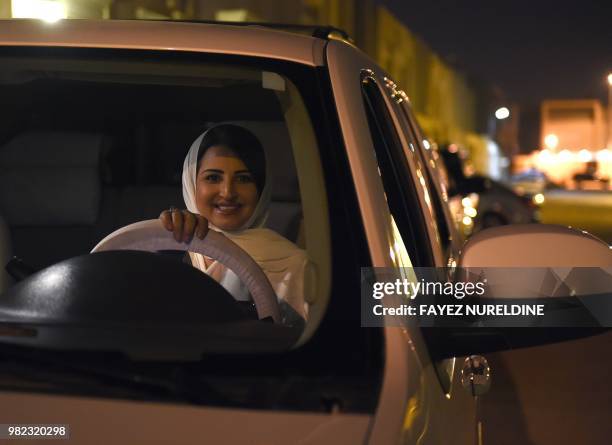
[326,40,478,444]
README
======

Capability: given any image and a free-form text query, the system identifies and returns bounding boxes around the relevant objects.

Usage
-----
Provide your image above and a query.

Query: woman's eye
[236,174,254,184]
[204,174,222,183]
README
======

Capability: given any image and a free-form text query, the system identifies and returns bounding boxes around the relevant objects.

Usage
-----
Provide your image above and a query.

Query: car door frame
[326,40,477,445]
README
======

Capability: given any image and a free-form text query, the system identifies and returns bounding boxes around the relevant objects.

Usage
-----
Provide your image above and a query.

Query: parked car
[0,19,610,445]
[509,168,559,198]
[439,147,538,234]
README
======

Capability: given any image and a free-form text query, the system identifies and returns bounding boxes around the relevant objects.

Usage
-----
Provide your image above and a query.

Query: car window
[0,46,388,412]
[380,77,454,264]
[399,99,459,248]
[360,74,434,268]
[0,47,334,339]
[360,73,460,393]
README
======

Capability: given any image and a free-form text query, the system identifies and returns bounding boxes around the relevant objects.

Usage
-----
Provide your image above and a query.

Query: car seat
[0,131,106,270]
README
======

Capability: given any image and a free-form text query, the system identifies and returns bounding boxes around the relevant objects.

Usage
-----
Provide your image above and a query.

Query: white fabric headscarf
[181,124,313,321]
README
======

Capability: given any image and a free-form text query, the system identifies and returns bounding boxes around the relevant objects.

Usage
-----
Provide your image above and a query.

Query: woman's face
[195,144,259,231]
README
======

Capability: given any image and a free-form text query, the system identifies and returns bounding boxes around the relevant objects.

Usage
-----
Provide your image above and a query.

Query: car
[439,146,538,234]
[0,19,610,445]
[509,168,558,198]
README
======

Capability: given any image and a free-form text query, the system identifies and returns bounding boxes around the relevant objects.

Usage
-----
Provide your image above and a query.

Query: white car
[0,19,610,445]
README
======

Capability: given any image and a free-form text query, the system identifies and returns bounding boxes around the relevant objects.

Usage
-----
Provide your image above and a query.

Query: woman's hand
[159,208,209,243]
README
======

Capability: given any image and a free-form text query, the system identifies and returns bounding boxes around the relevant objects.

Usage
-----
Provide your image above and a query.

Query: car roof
[0,19,325,66]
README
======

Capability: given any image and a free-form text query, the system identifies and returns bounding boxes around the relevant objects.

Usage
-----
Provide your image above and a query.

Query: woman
[159,124,313,323]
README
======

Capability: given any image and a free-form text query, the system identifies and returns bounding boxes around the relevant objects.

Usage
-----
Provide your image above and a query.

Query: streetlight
[11,0,67,23]
[495,107,510,120]
[544,133,559,150]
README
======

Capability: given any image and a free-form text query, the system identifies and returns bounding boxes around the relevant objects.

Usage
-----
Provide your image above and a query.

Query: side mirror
[461,224,612,268]
[425,224,612,359]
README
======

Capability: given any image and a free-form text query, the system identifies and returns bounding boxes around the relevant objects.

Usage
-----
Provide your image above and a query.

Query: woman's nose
[219,179,236,198]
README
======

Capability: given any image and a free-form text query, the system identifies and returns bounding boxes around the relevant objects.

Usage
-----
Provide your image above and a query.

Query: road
[539,189,612,244]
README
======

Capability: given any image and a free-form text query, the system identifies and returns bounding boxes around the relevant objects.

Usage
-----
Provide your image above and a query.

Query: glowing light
[538,148,555,164]
[578,149,593,162]
[533,193,545,205]
[215,8,249,21]
[11,0,67,22]
[465,207,478,218]
[596,149,611,162]
[559,149,573,162]
[495,107,510,120]
[608,73,612,86]
[423,140,431,150]
[461,193,480,211]
[462,216,473,226]
[544,134,559,150]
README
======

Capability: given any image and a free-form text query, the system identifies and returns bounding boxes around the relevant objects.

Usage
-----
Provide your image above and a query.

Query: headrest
[0,132,104,226]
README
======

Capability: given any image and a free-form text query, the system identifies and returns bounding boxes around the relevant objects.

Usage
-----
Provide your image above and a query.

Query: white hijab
[181,125,313,320]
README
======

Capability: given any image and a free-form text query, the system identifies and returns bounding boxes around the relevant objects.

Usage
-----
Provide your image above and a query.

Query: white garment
[182,126,314,320]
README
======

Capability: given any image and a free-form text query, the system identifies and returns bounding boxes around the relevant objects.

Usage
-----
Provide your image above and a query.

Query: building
[541,99,606,151]
[513,99,611,186]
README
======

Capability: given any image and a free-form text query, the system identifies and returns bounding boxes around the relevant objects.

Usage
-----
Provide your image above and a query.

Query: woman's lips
[213,203,242,215]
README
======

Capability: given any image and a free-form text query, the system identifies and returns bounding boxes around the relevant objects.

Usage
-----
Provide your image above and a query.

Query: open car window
[0,48,331,344]
[0,47,385,415]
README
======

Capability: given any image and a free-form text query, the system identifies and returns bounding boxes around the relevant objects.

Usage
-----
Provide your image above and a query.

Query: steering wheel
[91,219,281,323]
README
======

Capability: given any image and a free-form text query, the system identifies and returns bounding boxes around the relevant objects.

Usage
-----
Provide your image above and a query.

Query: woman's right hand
[159,208,209,243]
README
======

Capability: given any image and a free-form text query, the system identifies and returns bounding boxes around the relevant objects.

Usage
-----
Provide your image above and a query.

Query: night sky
[378,0,612,149]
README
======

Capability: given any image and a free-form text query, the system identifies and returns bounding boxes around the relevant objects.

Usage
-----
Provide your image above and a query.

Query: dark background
[379,0,612,151]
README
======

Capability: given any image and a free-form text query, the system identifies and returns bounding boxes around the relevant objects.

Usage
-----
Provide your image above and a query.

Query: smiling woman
[160,123,314,322]
[197,144,260,231]
[189,124,268,232]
